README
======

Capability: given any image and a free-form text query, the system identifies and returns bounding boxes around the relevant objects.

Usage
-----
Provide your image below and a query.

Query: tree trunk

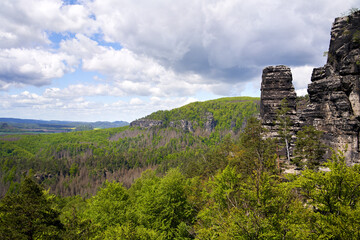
[285,138,290,163]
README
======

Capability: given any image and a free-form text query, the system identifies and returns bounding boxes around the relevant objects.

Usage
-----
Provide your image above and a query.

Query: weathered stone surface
[302,11,360,162]
[260,11,360,163]
[130,119,163,128]
[169,120,194,132]
[260,65,298,139]
[204,112,216,132]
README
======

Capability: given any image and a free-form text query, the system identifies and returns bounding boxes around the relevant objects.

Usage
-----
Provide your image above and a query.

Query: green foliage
[130,169,195,239]
[294,125,326,170]
[58,196,96,240]
[2,128,360,239]
[276,99,293,162]
[84,181,129,231]
[353,30,360,44]
[294,150,360,239]
[235,117,278,176]
[0,177,63,239]
[101,222,159,240]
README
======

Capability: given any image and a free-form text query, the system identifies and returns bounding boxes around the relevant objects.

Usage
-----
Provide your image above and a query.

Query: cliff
[260,10,360,163]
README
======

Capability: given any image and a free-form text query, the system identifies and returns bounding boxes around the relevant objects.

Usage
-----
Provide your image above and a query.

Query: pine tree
[276,99,292,163]
[294,125,326,170]
[0,177,63,240]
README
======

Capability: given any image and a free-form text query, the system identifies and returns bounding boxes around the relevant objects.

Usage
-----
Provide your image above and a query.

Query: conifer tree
[276,99,292,163]
[294,125,326,170]
[0,177,63,240]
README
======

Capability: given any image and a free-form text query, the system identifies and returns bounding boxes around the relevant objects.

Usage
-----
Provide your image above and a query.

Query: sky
[0,0,359,122]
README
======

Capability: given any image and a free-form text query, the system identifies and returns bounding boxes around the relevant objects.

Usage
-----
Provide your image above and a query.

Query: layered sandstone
[304,11,360,162]
[260,65,297,139]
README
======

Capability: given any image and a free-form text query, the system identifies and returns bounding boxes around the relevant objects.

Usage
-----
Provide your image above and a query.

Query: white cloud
[60,34,216,97]
[0,48,75,89]
[0,88,199,122]
[0,0,96,48]
[296,88,308,96]
[129,98,144,105]
[291,65,314,91]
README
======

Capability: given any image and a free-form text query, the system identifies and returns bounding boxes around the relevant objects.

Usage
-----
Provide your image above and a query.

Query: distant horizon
[1,95,263,122]
[0,117,130,123]
[0,0,357,122]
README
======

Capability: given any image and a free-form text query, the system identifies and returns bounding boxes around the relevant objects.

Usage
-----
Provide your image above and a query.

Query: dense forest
[2,96,360,239]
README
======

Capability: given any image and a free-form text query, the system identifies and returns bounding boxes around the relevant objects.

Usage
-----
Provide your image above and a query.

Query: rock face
[169,120,194,132]
[204,112,216,132]
[260,11,360,163]
[304,11,360,162]
[130,119,163,128]
[260,65,298,138]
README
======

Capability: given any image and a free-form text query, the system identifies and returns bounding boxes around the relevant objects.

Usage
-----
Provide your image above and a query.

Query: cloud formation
[0,0,358,121]
[86,0,356,82]
[0,89,198,122]
[0,48,75,88]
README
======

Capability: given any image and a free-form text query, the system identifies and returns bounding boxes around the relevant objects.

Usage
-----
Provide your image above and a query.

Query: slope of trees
[144,96,260,131]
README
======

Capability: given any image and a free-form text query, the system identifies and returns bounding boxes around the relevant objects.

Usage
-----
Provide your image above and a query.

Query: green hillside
[0,97,260,197]
[144,96,259,131]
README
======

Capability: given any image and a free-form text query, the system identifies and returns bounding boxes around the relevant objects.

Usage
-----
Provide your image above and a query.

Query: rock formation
[260,10,360,163]
[203,112,216,132]
[304,11,360,162]
[169,120,194,132]
[130,119,163,128]
[260,65,298,138]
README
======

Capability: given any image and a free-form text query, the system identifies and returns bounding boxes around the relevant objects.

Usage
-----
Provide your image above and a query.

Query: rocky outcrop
[204,112,216,132]
[260,11,360,163]
[169,120,194,132]
[130,119,163,128]
[260,65,298,138]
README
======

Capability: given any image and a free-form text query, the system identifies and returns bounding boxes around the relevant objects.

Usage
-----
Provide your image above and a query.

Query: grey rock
[260,65,298,139]
[204,112,216,132]
[169,120,194,132]
[130,119,163,128]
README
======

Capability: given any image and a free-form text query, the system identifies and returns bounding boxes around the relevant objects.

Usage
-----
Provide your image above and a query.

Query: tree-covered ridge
[1,97,260,197]
[143,96,260,131]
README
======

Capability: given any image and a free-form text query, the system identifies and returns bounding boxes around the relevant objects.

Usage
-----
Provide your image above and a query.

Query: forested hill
[0,96,259,197]
[132,96,260,132]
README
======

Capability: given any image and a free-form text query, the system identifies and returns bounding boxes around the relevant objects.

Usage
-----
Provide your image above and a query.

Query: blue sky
[0,0,359,122]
